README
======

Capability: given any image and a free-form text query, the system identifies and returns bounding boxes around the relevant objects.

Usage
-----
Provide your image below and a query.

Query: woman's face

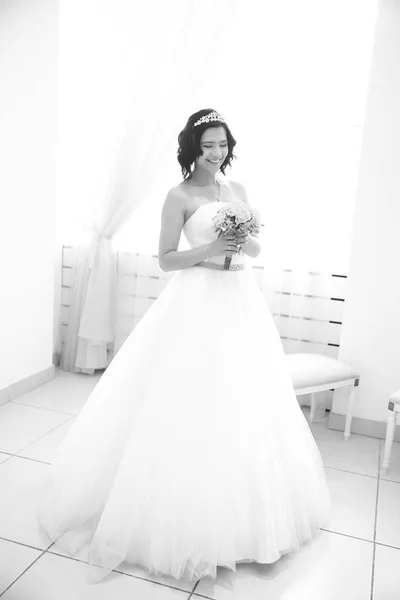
[195,126,228,172]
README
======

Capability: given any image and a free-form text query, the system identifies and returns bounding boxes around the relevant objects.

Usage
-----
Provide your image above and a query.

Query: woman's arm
[242,234,261,259]
[158,189,212,272]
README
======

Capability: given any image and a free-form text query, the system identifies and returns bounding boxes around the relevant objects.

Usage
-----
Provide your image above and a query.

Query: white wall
[333,0,400,427]
[0,0,58,391]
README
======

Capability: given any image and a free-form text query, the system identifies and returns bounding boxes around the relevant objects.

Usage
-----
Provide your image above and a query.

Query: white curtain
[58,0,240,372]
[56,0,378,373]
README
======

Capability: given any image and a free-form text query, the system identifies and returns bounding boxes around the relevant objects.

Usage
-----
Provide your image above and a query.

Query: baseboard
[0,365,55,406]
[328,411,397,442]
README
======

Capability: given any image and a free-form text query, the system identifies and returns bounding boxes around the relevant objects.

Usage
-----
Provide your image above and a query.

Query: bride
[38,108,330,584]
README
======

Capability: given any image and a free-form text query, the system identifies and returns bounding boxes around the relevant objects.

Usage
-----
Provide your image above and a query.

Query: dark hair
[177,108,237,180]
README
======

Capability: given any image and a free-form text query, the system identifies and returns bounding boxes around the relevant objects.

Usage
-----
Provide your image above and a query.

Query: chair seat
[389,389,400,404]
[285,353,360,390]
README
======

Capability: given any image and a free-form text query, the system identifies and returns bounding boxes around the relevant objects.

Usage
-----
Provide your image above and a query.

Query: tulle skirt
[38,264,330,583]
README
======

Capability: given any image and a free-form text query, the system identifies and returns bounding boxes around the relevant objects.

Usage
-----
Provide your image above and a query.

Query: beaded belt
[195,260,245,271]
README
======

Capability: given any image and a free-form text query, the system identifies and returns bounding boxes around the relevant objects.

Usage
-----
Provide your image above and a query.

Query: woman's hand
[234,232,249,251]
[207,232,249,257]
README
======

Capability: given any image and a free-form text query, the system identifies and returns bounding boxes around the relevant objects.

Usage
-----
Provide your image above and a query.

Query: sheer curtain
[56,0,378,372]
[57,0,240,372]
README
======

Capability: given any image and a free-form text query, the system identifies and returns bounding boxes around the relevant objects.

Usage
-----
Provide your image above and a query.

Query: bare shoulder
[228,180,249,204]
[161,185,187,217]
[165,184,187,202]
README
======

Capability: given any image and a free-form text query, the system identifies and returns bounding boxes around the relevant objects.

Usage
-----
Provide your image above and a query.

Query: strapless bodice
[182,201,247,267]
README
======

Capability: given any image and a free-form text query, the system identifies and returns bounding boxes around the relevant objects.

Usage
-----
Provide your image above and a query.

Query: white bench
[382,389,400,472]
[285,353,360,440]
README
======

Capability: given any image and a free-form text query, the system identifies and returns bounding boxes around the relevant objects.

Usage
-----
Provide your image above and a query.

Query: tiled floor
[1,368,400,599]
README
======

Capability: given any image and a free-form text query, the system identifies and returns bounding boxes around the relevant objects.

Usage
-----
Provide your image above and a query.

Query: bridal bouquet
[212,201,264,270]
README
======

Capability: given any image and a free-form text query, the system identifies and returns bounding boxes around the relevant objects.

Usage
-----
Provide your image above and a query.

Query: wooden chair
[285,353,360,440]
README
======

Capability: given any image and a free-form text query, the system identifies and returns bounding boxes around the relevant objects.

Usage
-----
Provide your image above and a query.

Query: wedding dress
[39,200,330,583]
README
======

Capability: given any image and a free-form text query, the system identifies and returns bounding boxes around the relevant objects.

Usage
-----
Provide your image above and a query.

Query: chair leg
[344,382,357,441]
[310,392,318,423]
[382,409,397,472]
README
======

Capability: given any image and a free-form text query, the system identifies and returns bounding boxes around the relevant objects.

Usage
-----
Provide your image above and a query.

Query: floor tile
[0,456,52,549]
[0,375,389,599]
[12,368,102,415]
[373,543,400,600]
[375,479,400,548]
[0,538,42,595]
[379,439,400,483]
[311,424,380,477]
[194,530,373,600]
[324,467,377,541]
[0,552,192,599]
[0,403,70,454]
[47,544,194,593]
[17,417,76,463]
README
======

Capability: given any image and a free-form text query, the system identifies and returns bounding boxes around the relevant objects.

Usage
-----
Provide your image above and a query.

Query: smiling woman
[38,108,330,585]
[177,108,237,181]
[158,108,250,271]
[200,128,228,171]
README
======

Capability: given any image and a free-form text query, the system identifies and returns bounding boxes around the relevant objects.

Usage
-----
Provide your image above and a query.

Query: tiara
[193,111,225,128]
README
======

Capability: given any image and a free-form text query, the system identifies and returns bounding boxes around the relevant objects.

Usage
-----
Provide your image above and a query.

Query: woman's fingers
[225,234,247,241]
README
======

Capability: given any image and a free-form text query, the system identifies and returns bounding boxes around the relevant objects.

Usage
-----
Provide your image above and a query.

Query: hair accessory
[193,111,225,128]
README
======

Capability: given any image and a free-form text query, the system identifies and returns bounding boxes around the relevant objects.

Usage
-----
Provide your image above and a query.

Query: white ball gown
[39,200,330,584]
